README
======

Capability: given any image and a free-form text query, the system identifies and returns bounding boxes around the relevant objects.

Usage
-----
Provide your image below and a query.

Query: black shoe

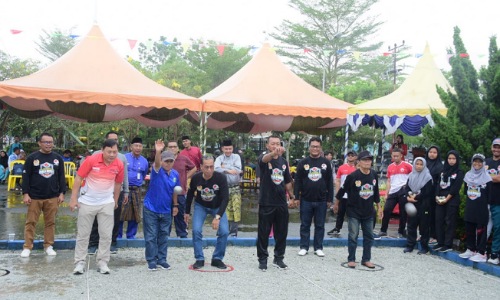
[327,228,340,236]
[418,249,429,255]
[439,247,452,253]
[432,244,444,251]
[403,247,413,253]
[192,260,205,269]
[211,259,227,269]
[378,231,388,237]
[272,259,288,270]
[258,262,267,272]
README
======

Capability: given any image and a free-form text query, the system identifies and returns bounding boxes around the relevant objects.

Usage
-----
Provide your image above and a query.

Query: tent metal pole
[344,123,349,161]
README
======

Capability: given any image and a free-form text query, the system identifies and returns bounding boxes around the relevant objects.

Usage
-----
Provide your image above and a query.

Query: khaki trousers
[23,198,59,250]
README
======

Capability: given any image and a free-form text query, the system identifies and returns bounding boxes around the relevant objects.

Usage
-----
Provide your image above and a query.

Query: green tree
[271,0,383,89]
[424,27,491,162]
[479,36,500,138]
[35,28,76,62]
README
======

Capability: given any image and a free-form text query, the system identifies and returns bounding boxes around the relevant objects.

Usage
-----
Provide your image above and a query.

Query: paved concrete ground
[1,246,499,300]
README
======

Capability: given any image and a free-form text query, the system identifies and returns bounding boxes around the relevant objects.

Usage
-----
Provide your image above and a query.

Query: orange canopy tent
[193,43,352,133]
[0,24,202,127]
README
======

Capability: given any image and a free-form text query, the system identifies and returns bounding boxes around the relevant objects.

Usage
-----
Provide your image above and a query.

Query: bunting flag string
[3,28,483,60]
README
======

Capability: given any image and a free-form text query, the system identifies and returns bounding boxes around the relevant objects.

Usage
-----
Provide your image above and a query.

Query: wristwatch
[215,214,221,220]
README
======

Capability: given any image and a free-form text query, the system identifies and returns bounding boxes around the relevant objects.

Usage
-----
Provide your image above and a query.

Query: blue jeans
[347,217,374,263]
[192,202,229,261]
[491,205,500,253]
[299,201,327,251]
[143,207,171,264]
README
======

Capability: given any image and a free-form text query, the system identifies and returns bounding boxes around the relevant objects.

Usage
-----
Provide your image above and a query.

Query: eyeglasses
[309,145,321,149]
[40,141,53,144]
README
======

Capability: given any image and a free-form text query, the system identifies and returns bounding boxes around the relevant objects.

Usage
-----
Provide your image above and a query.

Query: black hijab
[426,145,443,177]
[442,150,460,179]
[0,151,8,169]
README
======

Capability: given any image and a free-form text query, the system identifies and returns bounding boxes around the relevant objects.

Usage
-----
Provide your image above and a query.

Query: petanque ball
[405,202,417,217]
[174,186,183,195]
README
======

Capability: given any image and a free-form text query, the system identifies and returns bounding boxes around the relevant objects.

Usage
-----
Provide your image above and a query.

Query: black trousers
[89,191,124,247]
[406,205,430,250]
[257,205,289,263]
[435,203,459,248]
[335,198,347,230]
[380,192,407,234]
[465,221,487,254]
[428,199,437,239]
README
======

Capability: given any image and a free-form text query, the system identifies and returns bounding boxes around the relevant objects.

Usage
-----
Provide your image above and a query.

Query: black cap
[131,137,142,144]
[347,150,357,156]
[222,139,232,147]
[357,150,373,160]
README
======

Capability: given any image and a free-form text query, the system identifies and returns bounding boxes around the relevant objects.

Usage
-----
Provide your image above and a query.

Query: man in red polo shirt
[69,139,124,275]
[180,135,202,171]
[379,148,412,238]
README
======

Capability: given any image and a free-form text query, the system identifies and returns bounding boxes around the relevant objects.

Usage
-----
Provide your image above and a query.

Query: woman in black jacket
[433,150,464,252]
[426,146,443,244]
[403,157,434,254]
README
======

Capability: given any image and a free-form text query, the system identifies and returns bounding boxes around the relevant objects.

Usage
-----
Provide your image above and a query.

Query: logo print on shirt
[39,162,55,178]
[359,184,374,200]
[308,167,322,182]
[201,188,216,202]
[271,168,284,185]
[467,185,481,200]
[488,168,498,176]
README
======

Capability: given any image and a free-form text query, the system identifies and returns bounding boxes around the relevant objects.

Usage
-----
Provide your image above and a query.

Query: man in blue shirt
[8,136,22,156]
[119,137,148,239]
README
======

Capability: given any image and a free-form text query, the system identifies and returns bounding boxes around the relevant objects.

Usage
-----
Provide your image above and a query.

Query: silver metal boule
[174,186,183,195]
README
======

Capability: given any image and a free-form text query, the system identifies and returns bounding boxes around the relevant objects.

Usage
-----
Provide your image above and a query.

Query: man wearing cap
[379,148,413,238]
[215,139,243,237]
[329,150,358,237]
[336,150,381,268]
[120,137,148,239]
[142,141,180,271]
[294,137,333,257]
[185,155,230,270]
[167,140,196,238]
[180,135,203,171]
[486,137,500,265]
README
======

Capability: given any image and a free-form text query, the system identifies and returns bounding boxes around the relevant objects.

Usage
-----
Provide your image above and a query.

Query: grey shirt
[215,153,242,187]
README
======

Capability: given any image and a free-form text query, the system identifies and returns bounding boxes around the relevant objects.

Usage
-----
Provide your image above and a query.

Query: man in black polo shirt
[256,135,295,271]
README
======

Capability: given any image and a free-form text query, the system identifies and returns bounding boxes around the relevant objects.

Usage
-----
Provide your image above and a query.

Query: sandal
[347,261,356,268]
[362,261,375,269]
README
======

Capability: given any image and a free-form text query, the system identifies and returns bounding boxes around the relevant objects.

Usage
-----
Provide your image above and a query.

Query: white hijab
[408,157,433,193]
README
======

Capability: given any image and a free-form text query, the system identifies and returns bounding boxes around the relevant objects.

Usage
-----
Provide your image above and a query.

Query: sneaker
[211,259,227,269]
[314,249,325,257]
[258,262,267,272]
[272,259,288,270]
[378,232,388,237]
[417,249,429,255]
[428,238,438,245]
[45,246,57,256]
[20,249,31,258]
[403,247,413,253]
[192,260,205,269]
[459,249,476,259]
[73,261,85,275]
[88,246,97,255]
[469,253,487,263]
[157,262,171,270]
[439,247,452,253]
[110,245,118,254]
[148,262,157,271]
[298,249,308,256]
[373,233,382,240]
[432,244,444,251]
[487,254,499,265]
[327,228,340,236]
[97,262,110,274]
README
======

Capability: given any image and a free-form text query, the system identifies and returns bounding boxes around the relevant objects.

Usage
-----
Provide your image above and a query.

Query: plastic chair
[64,162,76,189]
[7,160,25,191]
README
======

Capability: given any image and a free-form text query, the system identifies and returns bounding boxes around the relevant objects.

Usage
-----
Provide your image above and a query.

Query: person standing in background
[120,137,148,239]
[215,139,243,237]
[486,138,500,265]
[180,135,202,171]
[425,146,443,245]
[390,134,408,161]
[8,135,22,156]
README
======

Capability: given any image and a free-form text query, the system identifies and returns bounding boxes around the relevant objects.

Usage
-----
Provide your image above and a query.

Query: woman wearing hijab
[390,134,408,161]
[426,146,443,244]
[459,154,491,262]
[434,150,464,252]
[403,157,434,254]
[0,150,8,183]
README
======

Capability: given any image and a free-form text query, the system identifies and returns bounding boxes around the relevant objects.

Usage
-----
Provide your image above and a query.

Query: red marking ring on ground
[188,264,235,272]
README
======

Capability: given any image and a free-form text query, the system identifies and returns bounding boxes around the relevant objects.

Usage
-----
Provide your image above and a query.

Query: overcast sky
[0,0,498,70]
